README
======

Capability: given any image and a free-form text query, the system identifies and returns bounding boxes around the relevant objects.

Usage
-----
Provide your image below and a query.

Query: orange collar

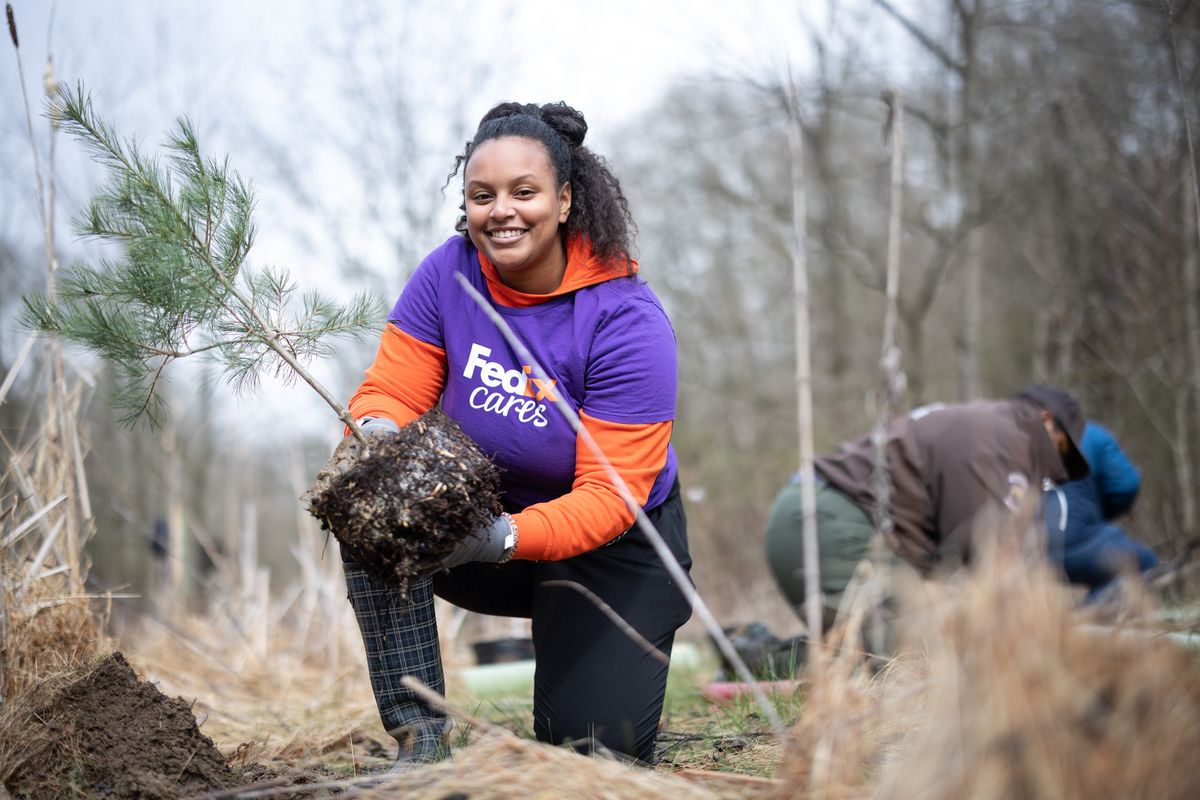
[478,237,638,308]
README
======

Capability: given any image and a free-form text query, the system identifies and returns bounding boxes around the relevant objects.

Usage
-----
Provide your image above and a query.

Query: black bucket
[472,637,536,665]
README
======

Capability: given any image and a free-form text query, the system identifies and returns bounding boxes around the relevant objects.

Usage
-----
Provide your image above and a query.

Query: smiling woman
[464,137,572,294]
[451,101,638,274]
[326,100,691,769]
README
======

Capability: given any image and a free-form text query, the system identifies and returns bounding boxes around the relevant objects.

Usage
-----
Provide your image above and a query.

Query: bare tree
[873,0,987,400]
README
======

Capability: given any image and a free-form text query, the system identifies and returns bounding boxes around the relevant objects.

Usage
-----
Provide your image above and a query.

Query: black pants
[435,481,691,763]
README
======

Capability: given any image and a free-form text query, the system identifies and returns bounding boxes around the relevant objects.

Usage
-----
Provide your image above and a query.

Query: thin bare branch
[540,580,670,666]
[872,0,966,74]
[452,271,789,736]
[783,66,825,667]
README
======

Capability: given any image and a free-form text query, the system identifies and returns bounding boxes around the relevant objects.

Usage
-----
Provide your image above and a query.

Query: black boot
[343,564,449,767]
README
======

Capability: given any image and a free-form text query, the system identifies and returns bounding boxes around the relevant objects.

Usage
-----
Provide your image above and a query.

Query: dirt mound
[2,651,238,799]
[307,408,503,598]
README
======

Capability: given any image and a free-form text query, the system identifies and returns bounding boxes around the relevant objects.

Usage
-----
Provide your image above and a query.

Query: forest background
[3,0,1198,635]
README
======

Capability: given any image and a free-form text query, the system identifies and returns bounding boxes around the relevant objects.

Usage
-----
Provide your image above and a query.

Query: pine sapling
[22,85,501,594]
[23,84,380,434]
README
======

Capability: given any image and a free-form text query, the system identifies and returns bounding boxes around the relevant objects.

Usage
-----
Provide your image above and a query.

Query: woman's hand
[441,514,516,570]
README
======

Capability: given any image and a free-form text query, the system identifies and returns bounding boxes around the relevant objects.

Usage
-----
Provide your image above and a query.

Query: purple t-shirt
[390,236,679,511]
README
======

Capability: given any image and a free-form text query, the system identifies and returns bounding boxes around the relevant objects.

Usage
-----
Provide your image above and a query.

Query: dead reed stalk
[867,88,907,657]
[2,4,102,710]
[781,67,824,667]
[1,366,102,706]
[6,2,91,596]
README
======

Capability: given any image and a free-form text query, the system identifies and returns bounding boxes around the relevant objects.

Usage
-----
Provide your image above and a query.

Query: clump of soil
[1,652,238,799]
[307,408,503,598]
[231,762,346,798]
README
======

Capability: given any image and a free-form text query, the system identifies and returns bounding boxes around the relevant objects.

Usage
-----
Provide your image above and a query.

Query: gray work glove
[441,514,516,570]
[358,416,401,436]
[308,417,399,499]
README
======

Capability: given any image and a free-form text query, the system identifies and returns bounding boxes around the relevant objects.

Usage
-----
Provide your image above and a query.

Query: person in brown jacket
[765,385,1089,629]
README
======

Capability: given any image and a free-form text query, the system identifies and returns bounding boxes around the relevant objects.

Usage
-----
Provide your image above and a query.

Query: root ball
[307,409,502,598]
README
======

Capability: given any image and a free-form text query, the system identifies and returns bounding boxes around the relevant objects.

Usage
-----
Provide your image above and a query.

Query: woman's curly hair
[448,101,636,272]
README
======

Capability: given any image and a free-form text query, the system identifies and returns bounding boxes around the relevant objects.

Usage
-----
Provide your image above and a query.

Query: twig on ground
[400,675,505,736]
[673,768,782,788]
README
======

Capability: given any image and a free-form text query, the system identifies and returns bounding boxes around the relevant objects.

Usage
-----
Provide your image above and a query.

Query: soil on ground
[3,651,238,799]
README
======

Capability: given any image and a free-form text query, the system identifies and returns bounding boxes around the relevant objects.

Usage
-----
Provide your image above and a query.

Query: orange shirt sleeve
[348,323,446,427]
[511,411,672,561]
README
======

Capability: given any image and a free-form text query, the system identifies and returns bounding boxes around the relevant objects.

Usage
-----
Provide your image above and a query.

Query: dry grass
[0,366,110,790]
[126,607,758,797]
[1,408,104,704]
[0,646,103,795]
[125,564,482,776]
[7,377,1199,800]
[181,729,755,800]
[0,580,102,794]
[778,528,1200,800]
[0,563,101,702]
[359,728,727,800]
[121,511,1200,799]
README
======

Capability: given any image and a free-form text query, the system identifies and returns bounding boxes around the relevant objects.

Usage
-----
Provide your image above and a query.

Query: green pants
[764,479,875,618]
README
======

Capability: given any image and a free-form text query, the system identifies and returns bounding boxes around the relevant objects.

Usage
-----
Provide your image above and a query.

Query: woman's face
[465,136,572,294]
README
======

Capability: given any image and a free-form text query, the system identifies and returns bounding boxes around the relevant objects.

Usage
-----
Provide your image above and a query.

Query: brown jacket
[815,399,1067,573]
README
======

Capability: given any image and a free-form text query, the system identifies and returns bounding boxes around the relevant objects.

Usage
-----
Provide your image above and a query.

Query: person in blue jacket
[1043,418,1158,601]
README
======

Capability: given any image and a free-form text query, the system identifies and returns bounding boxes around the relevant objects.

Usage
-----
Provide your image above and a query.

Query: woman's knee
[530,637,672,763]
[533,703,660,763]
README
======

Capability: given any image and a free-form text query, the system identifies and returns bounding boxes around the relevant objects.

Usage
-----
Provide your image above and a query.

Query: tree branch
[872,0,966,74]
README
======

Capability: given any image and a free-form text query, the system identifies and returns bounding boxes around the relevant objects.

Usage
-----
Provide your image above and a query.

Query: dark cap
[1016,384,1089,480]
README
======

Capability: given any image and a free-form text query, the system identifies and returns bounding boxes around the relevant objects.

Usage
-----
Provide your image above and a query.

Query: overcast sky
[2,0,909,439]
[3,1,851,262]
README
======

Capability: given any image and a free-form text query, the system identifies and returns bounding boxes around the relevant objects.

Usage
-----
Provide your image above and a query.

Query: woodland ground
[4,503,1200,800]
[1,630,793,799]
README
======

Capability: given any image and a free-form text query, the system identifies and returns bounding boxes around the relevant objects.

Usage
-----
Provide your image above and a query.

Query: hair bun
[539,102,587,147]
[478,102,537,125]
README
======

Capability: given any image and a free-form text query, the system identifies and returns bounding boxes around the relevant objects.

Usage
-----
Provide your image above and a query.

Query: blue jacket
[1068,422,1140,522]
[1046,422,1141,548]
[1045,422,1157,594]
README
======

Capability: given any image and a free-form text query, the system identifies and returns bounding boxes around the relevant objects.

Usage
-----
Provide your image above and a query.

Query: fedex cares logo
[462,343,552,428]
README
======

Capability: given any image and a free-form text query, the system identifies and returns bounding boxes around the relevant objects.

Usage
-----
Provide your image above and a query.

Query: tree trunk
[904,314,926,405]
[785,83,824,663]
[1173,398,1196,543]
[1181,153,1200,537]
[157,423,187,621]
[956,0,983,400]
[1170,4,1200,540]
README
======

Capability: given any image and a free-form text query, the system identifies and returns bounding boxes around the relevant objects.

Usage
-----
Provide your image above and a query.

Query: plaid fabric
[343,564,448,763]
